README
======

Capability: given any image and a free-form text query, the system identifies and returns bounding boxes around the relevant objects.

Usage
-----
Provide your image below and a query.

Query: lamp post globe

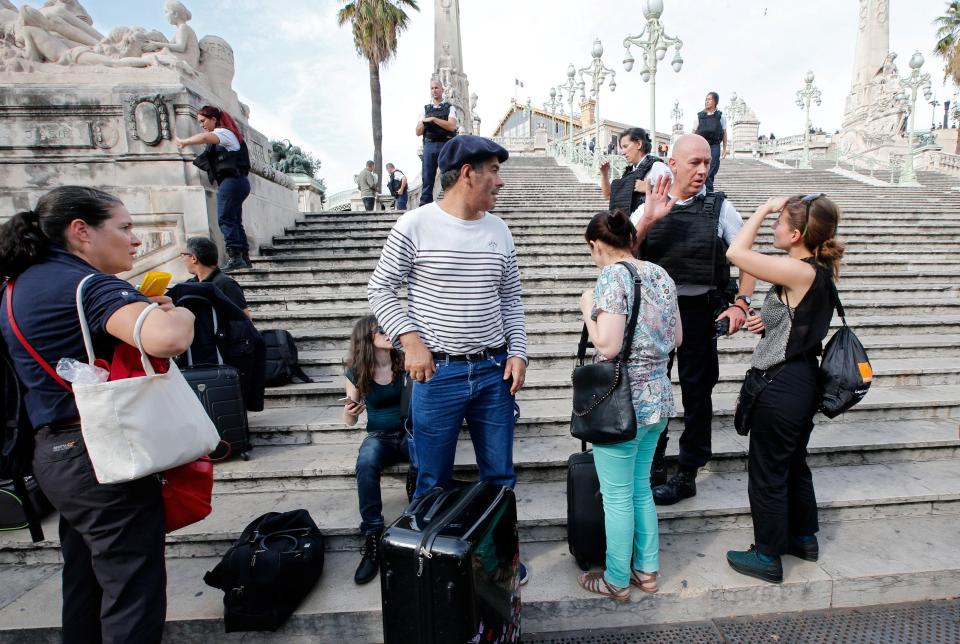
[642,0,664,19]
[592,38,604,58]
[909,51,924,70]
[623,51,635,72]
[804,70,815,84]
[567,64,576,79]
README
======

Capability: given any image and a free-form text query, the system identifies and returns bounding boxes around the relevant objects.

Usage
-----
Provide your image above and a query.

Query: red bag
[161,456,214,533]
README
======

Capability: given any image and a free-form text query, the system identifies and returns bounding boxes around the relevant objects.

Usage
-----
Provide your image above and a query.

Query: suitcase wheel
[241,451,251,461]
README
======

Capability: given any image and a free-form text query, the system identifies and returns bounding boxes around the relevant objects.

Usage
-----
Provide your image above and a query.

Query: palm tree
[338,0,420,193]
[934,1,960,151]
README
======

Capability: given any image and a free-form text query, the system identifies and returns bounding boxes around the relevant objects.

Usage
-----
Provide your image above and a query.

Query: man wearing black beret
[368,135,530,583]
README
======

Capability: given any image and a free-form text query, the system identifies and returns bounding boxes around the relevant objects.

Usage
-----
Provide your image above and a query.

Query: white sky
[52,1,960,191]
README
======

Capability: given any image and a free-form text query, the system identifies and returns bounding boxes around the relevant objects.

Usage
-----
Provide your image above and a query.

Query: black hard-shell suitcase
[567,442,606,571]
[380,481,521,644]
[183,363,251,460]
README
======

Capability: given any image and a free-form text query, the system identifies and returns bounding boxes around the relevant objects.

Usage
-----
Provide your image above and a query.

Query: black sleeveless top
[751,257,834,370]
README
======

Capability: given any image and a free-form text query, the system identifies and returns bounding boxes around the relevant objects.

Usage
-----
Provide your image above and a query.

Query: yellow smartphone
[137,271,172,297]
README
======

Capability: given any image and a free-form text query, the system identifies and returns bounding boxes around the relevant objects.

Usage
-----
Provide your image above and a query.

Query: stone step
[243,283,960,307]
[235,268,960,288]
[4,512,958,642]
[246,304,960,331]
[2,444,957,563]
[246,384,960,446]
[264,358,960,407]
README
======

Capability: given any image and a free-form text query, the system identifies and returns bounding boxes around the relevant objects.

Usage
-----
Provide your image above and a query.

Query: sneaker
[354,529,383,585]
[518,561,529,586]
[652,469,697,505]
[787,535,819,562]
[726,545,783,584]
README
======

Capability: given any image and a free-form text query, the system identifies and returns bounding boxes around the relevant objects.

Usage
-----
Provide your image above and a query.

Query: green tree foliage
[337,0,420,192]
[933,2,960,151]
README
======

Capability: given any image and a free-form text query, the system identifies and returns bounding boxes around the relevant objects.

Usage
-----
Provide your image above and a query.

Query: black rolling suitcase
[567,440,606,571]
[380,481,522,644]
[183,362,251,460]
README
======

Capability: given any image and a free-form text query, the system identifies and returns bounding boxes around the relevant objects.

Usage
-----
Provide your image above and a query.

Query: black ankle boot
[650,439,668,488]
[354,528,383,585]
[222,248,246,273]
[405,467,418,503]
[652,468,697,505]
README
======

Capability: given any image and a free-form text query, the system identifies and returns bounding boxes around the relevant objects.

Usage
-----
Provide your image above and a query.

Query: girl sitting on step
[343,314,415,585]
[724,193,844,584]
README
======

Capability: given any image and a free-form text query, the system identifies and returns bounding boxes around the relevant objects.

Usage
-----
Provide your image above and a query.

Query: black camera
[713,317,730,338]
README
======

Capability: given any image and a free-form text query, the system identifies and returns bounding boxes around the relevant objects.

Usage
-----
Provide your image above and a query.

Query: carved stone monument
[434,0,473,133]
[838,0,907,161]
[0,0,300,281]
[725,93,760,158]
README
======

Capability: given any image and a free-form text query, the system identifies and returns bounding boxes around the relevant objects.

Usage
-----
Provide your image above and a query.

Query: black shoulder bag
[570,262,642,445]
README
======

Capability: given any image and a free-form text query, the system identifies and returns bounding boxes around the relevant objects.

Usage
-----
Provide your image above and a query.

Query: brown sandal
[630,569,658,593]
[577,571,630,602]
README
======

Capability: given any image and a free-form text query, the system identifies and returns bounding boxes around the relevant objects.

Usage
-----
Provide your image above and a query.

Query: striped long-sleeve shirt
[367,203,527,361]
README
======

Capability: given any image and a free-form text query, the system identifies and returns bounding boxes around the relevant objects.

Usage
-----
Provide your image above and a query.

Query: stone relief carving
[140,0,200,75]
[124,94,172,145]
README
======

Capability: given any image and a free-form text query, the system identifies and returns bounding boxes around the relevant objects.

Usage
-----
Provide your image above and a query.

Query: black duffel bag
[570,261,642,445]
[819,281,872,418]
[204,509,325,632]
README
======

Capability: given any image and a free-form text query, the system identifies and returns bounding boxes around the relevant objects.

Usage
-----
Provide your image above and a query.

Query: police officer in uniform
[694,92,727,193]
[599,127,672,221]
[415,78,458,206]
[634,134,756,505]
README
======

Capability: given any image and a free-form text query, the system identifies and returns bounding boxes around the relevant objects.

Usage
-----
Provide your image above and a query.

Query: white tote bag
[72,275,220,484]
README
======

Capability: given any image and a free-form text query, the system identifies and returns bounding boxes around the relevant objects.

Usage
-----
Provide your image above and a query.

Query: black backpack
[261,330,312,387]
[1,281,46,542]
[819,281,872,418]
[203,509,325,632]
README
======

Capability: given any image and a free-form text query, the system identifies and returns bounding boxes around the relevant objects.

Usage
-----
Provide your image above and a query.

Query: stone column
[435,0,473,131]
[845,0,890,118]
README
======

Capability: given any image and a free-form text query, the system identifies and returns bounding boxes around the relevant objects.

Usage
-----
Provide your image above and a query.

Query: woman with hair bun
[175,105,252,272]
[576,209,681,601]
[724,193,844,584]
[0,186,197,641]
[599,127,672,220]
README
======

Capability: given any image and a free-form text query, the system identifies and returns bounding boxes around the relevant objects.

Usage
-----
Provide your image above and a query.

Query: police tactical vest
[423,103,456,142]
[388,171,406,196]
[198,141,251,184]
[609,155,663,214]
[641,191,731,289]
[697,110,724,145]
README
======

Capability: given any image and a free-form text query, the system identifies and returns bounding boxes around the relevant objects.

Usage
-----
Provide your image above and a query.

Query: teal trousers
[593,418,668,588]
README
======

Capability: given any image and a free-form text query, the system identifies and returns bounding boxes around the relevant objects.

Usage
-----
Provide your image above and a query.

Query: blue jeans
[217,175,251,252]
[420,141,445,205]
[593,418,668,588]
[411,352,517,498]
[356,430,410,534]
[362,197,375,211]
[706,143,721,193]
[395,193,408,210]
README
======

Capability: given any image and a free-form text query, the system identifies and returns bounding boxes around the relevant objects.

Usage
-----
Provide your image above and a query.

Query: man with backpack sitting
[181,237,252,319]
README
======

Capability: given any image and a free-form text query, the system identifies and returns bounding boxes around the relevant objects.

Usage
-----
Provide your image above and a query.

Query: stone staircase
[1,157,959,642]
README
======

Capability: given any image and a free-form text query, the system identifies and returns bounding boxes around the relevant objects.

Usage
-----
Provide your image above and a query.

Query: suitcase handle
[423,488,460,523]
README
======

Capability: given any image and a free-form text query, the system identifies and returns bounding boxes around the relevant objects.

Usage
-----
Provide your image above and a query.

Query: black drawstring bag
[570,262,642,445]
[819,281,872,418]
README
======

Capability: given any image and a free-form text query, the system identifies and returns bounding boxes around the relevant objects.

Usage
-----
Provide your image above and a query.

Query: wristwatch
[734,294,751,310]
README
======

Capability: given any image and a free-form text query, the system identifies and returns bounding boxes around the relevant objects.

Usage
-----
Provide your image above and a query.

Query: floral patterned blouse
[591,260,678,425]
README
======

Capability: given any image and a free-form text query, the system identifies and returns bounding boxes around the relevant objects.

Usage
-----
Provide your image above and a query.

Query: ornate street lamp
[795,70,822,169]
[622,0,683,150]
[559,64,579,160]
[544,87,562,138]
[899,51,933,183]
[576,38,616,174]
[526,97,533,138]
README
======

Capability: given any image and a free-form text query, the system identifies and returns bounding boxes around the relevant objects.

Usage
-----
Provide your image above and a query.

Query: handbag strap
[75,274,162,376]
[576,261,643,364]
[4,281,72,392]
[826,278,848,327]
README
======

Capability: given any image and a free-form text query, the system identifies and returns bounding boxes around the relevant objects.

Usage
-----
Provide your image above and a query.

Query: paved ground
[526,597,960,643]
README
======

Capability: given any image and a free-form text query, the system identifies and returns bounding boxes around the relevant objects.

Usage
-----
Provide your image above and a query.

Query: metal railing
[548,139,625,179]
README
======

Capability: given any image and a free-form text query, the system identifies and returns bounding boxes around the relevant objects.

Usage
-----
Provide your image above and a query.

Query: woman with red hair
[175,105,252,272]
